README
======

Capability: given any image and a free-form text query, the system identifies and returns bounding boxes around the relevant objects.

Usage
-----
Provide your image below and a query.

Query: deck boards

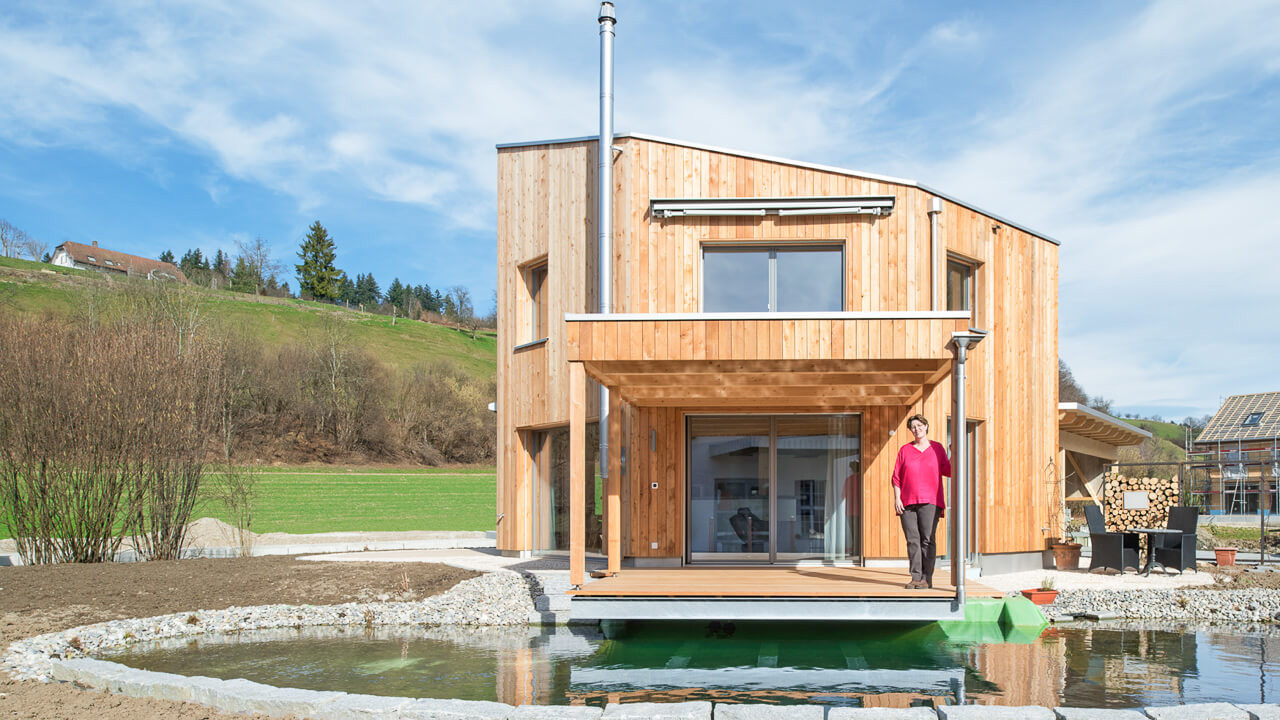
[568,566,1002,599]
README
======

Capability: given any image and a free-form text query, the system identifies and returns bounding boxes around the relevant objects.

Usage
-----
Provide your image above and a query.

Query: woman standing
[891,414,951,589]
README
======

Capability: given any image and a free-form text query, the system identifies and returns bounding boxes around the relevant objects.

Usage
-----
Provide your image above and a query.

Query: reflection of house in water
[1057,627,1197,708]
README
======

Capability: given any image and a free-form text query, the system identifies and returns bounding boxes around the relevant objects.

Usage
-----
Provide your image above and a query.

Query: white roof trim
[496,132,1060,246]
[651,196,895,219]
[566,311,971,322]
[1058,402,1153,439]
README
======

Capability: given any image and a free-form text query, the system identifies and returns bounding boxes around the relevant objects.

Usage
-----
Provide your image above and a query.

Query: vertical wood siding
[497,137,1058,558]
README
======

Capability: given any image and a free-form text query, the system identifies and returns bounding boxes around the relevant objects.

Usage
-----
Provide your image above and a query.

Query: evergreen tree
[295,221,339,300]
[337,272,357,304]
[230,256,255,293]
[179,248,205,276]
[158,250,175,265]
[387,278,405,310]
[41,251,52,263]
[355,272,381,307]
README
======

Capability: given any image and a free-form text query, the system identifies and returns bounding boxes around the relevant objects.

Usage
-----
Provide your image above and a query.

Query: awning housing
[651,196,895,219]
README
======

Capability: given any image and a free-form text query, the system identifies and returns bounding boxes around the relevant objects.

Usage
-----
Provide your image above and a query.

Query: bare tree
[449,285,479,339]
[0,219,17,258]
[21,231,48,262]
[235,235,281,296]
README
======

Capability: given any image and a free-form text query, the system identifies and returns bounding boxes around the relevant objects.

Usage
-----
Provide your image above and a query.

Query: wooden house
[1190,391,1280,514]
[495,132,1059,620]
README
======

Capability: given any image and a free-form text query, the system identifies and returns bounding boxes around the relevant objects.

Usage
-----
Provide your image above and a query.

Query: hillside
[0,257,496,381]
[1126,419,1190,449]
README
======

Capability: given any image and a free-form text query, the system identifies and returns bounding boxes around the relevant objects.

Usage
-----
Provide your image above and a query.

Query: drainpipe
[928,198,943,311]
[597,2,615,477]
[949,330,986,602]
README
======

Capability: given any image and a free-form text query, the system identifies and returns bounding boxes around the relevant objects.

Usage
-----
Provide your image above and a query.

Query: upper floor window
[946,258,974,312]
[525,261,548,342]
[702,245,843,312]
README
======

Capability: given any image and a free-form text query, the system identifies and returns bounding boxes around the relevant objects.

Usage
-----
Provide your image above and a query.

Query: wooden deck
[568,566,1002,599]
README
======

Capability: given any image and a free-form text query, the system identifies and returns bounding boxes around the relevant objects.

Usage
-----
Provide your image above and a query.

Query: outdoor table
[1127,527,1182,576]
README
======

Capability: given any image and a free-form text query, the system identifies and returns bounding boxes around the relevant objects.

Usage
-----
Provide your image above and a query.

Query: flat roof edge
[1058,402,1153,439]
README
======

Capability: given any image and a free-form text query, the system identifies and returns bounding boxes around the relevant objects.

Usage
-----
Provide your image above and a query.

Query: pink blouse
[891,440,952,513]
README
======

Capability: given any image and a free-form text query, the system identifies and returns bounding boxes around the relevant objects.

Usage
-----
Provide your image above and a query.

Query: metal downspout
[597,2,615,478]
[950,331,986,603]
[929,198,942,310]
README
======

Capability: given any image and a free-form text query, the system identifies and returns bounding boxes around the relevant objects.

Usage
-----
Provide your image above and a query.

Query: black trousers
[900,503,941,585]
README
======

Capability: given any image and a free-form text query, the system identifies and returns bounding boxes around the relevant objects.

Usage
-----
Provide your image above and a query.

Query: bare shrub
[211,464,259,557]
[390,361,496,465]
[0,286,221,564]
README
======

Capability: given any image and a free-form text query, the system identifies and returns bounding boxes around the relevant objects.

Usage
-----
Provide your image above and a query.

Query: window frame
[946,255,976,313]
[1242,412,1263,427]
[520,258,549,346]
[699,241,845,313]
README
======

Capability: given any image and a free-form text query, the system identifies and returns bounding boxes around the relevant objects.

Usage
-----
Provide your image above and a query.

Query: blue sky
[1,0,1277,419]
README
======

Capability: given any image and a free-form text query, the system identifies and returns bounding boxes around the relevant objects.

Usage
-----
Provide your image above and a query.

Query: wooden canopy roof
[1058,402,1150,447]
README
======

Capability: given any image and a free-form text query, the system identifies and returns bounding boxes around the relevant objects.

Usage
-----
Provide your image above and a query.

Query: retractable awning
[651,196,896,219]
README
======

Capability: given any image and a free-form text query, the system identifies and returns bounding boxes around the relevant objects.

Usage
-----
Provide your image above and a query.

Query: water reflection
[108,621,1280,708]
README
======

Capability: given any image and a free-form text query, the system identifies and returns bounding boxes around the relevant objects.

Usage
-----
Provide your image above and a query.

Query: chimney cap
[599,2,615,23]
[92,240,98,247]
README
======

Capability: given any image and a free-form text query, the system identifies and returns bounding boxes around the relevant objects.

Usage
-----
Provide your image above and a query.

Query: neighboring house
[495,132,1061,622]
[1057,402,1151,507]
[49,240,187,282]
[1191,392,1280,514]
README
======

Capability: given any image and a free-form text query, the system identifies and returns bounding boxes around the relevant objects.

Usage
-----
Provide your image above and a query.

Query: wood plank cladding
[496,134,1059,560]
[566,317,967,362]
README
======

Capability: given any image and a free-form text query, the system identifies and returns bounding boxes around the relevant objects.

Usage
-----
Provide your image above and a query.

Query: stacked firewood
[1102,473,1178,531]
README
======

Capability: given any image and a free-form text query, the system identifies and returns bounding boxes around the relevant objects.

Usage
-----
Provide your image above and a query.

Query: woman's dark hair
[906,414,929,431]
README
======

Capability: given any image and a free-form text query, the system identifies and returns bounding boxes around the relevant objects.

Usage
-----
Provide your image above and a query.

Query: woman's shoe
[904,580,922,589]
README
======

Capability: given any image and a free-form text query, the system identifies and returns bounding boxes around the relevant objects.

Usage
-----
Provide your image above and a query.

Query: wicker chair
[1085,505,1140,574]
[1152,506,1198,574]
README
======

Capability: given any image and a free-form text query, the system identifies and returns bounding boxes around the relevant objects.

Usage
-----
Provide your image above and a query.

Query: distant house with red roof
[49,241,186,282]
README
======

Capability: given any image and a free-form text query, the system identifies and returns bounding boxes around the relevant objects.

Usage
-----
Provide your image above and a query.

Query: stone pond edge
[5,570,1280,720]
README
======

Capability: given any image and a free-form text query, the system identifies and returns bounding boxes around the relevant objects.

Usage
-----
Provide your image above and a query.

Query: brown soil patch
[1201,562,1280,590]
[0,555,480,719]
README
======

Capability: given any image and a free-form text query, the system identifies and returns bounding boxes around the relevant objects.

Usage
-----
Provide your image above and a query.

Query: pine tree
[158,250,175,265]
[337,272,357,304]
[355,273,381,306]
[387,278,405,310]
[231,256,255,293]
[295,221,339,300]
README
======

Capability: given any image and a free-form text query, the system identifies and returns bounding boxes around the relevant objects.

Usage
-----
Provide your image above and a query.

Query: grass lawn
[196,466,497,535]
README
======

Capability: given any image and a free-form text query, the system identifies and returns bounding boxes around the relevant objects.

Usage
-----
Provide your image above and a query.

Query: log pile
[1102,473,1178,531]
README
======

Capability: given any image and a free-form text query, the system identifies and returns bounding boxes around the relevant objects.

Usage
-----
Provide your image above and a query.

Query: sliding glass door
[688,414,861,563]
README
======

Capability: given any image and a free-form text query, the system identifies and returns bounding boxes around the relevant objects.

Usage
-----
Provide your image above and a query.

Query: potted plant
[1214,546,1237,566]
[1023,577,1059,605]
[1052,518,1083,571]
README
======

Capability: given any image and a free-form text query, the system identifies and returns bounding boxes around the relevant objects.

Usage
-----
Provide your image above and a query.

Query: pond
[107,621,1280,708]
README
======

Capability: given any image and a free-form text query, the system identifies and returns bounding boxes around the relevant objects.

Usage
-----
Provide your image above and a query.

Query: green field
[196,467,497,534]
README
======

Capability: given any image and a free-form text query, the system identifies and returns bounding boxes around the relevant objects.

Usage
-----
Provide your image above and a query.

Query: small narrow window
[526,262,548,342]
[1242,412,1263,427]
[946,259,974,312]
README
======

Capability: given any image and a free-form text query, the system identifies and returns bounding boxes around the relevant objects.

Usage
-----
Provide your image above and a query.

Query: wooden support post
[607,390,622,575]
[569,362,586,588]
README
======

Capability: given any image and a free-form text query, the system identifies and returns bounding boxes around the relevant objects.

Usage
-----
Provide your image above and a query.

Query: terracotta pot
[1022,588,1059,605]
[1052,542,1082,571]
[1214,547,1237,566]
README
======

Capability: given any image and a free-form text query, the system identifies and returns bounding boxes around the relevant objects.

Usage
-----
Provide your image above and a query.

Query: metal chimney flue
[597,2,615,478]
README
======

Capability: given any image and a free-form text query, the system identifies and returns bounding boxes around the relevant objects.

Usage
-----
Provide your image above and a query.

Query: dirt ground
[0,556,479,719]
